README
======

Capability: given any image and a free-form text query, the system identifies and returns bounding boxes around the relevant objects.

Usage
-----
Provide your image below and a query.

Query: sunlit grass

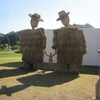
[0,51,21,57]
[0,51,22,63]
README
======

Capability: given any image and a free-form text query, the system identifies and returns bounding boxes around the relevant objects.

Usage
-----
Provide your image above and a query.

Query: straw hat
[29,13,43,21]
[56,10,70,21]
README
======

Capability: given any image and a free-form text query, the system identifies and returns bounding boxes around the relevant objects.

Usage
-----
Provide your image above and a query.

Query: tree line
[0,30,23,51]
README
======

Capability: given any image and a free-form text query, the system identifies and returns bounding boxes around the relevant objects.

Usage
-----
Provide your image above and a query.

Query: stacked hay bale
[52,26,87,66]
[20,28,46,69]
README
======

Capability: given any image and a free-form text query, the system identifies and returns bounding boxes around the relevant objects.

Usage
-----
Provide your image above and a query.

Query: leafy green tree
[11,45,20,51]
[0,44,4,50]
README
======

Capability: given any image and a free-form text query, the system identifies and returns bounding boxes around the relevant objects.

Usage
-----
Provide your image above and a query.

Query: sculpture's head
[29,13,43,29]
[56,10,70,27]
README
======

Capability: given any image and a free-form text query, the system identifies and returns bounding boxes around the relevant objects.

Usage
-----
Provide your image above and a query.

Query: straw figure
[20,13,46,70]
[44,50,57,63]
[52,10,87,74]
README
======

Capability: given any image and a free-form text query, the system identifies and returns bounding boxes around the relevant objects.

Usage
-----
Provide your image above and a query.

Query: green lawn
[0,51,99,100]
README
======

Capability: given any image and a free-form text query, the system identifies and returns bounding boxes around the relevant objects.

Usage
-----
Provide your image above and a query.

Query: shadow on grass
[0,62,99,79]
[0,68,32,78]
[0,62,23,68]
[0,62,99,75]
[0,62,32,78]
[0,62,99,96]
[0,72,79,96]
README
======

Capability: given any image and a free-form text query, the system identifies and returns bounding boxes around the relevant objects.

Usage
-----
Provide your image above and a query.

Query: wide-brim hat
[56,10,70,21]
[29,13,43,21]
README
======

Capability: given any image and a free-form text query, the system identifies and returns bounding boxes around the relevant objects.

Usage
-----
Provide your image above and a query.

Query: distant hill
[72,23,94,28]
[0,33,4,36]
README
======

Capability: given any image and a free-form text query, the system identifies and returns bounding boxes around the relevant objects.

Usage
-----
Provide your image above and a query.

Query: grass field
[0,51,99,100]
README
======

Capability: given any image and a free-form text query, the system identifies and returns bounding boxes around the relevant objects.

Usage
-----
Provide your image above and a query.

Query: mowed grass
[0,51,99,100]
[0,51,22,63]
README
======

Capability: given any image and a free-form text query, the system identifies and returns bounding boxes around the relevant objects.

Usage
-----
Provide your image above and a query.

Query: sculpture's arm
[44,50,50,57]
[52,49,57,56]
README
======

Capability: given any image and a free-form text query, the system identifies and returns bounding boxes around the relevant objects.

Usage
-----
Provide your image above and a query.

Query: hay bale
[19,28,46,64]
[52,26,87,65]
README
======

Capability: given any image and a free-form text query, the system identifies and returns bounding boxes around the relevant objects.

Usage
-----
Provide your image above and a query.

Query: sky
[0,0,100,34]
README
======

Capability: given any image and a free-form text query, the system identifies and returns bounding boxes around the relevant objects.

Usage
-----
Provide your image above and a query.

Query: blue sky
[0,0,100,33]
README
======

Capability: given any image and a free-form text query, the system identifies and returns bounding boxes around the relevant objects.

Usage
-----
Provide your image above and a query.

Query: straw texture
[20,28,46,64]
[52,26,87,65]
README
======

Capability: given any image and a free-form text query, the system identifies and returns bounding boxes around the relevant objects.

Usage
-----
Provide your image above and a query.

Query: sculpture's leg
[51,59,53,63]
[32,63,38,71]
[70,64,79,74]
[23,62,33,70]
[67,64,70,72]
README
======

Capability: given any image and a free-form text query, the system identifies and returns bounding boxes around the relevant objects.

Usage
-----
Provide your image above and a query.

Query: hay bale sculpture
[52,10,87,74]
[20,13,46,70]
